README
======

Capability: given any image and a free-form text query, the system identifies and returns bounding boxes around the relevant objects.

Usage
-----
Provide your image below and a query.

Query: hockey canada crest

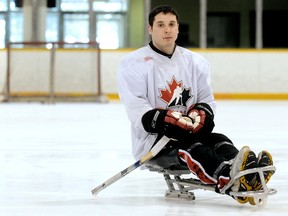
[159,76,192,109]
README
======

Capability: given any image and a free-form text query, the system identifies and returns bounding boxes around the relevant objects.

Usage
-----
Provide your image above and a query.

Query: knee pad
[212,134,238,161]
[210,133,233,145]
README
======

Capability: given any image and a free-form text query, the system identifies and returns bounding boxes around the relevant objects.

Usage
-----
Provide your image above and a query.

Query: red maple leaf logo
[159,77,192,108]
[159,77,182,104]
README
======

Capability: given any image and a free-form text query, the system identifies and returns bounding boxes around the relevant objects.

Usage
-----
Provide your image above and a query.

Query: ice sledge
[146,150,277,207]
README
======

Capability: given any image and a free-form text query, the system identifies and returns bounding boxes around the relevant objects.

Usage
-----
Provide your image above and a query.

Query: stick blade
[91,183,105,196]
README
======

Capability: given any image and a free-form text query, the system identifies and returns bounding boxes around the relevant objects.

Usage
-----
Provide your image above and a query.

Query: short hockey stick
[91,135,170,196]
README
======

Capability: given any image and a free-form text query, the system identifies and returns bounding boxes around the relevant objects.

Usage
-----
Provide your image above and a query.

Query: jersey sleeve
[194,55,216,113]
[117,53,152,131]
[189,52,216,113]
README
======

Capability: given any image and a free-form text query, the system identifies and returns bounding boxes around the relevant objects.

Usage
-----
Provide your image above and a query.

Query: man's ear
[148,25,152,35]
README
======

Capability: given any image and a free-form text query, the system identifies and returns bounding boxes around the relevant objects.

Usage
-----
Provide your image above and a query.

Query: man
[117,5,274,205]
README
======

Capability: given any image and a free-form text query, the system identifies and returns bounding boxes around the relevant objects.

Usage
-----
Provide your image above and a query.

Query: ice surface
[0,101,287,216]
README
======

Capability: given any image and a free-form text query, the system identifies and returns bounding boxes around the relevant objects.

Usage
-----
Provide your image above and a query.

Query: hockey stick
[91,135,170,196]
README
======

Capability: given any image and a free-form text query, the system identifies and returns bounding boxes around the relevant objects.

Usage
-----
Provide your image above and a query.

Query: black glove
[187,103,215,135]
[141,108,195,140]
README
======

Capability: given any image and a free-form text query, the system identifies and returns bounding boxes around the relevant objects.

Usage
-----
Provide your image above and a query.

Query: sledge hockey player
[117,5,274,205]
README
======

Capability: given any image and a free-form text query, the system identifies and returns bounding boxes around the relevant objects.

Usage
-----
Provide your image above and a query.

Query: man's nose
[165,26,171,33]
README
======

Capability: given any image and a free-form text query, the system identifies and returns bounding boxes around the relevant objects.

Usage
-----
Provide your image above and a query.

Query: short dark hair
[148,5,179,26]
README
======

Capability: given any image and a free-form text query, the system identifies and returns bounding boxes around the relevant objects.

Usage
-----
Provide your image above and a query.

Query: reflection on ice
[0,101,287,216]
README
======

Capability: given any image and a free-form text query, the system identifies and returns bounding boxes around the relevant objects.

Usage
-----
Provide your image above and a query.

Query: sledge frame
[147,165,277,206]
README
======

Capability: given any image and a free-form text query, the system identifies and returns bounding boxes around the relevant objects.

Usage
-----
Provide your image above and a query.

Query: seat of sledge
[145,148,215,201]
[145,148,277,206]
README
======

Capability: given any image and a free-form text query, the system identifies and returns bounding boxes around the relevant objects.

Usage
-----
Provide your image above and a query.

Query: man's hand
[164,110,194,131]
[187,103,215,134]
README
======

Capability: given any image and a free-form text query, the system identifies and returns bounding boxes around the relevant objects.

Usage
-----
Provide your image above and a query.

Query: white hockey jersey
[117,45,216,160]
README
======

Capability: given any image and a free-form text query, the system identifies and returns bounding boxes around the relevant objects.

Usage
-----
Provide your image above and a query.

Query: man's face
[148,12,179,53]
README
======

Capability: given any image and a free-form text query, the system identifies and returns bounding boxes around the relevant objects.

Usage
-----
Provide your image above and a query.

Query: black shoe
[230,146,257,204]
[248,150,275,205]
